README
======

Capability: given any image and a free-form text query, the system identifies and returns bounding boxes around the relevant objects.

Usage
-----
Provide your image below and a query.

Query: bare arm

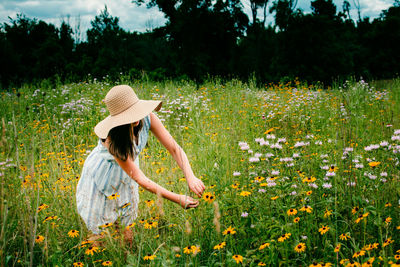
[115,156,199,209]
[149,112,205,197]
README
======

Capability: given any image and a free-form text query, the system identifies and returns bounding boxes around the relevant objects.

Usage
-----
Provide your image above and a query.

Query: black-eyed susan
[294,242,306,253]
[191,245,201,255]
[309,262,322,267]
[175,254,181,258]
[231,182,240,189]
[385,217,392,224]
[368,161,380,168]
[107,193,120,200]
[306,190,312,196]
[121,202,131,209]
[258,262,266,266]
[300,205,313,213]
[144,200,154,207]
[271,196,279,200]
[203,192,216,203]
[143,254,156,260]
[102,261,112,266]
[43,215,57,223]
[383,237,394,247]
[259,242,270,250]
[302,176,316,183]
[232,254,243,264]
[385,202,392,207]
[68,229,79,238]
[362,257,375,267]
[324,209,333,217]
[339,233,350,240]
[287,208,298,216]
[85,246,99,256]
[334,244,341,252]
[293,217,300,223]
[395,255,400,260]
[351,206,360,214]
[126,223,136,230]
[100,222,113,229]
[240,191,251,197]
[318,225,330,235]
[183,246,192,254]
[352,250,366,258]
[73,262,84,267]
[278,233,291,242]
[35,235,44,243]
[223,226,236,235]
[213,241,226,250]
[37,203,49,212]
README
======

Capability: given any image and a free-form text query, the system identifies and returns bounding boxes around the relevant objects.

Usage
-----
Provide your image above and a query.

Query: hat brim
[94,100,162,139]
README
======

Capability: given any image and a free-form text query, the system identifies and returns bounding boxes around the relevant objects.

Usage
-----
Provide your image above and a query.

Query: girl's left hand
[187,176,205,198]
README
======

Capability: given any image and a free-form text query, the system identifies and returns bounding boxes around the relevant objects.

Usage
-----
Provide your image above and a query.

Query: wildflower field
[1,78,400,266]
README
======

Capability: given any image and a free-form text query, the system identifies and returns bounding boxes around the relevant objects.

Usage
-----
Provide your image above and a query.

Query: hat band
[109,99,139,116]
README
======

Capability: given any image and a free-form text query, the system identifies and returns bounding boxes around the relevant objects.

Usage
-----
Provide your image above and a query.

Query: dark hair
[106,120,143,161]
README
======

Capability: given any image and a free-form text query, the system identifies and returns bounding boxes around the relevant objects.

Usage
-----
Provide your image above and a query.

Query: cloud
[0,0,166,33]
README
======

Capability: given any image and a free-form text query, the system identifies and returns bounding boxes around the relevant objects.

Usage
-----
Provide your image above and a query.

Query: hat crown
[105,85,139,116]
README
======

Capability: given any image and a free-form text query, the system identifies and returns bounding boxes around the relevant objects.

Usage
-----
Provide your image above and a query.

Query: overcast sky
[0,0,395,35]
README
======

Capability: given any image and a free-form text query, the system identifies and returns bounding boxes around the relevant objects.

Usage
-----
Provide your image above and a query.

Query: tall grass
[1,77,399,266]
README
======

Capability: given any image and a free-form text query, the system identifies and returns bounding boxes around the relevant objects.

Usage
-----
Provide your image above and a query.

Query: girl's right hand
[177,195,199,209]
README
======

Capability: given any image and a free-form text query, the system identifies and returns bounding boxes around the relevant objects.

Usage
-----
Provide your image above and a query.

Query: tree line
[1,0,399,87]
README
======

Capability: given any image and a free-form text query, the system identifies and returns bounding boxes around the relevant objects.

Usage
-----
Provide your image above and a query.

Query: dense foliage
[0,0,400,87]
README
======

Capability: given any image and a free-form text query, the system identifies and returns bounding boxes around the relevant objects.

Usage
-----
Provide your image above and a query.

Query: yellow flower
[223,226,237,235]
[240,191,251,197]
[306,190,312,195]
[353,250,366,258]
[143,254,156,260]
[300,205,313,213]
[383,237,394,247]
[214,242,226,250]
[37,203,49,212]
[339,233,350,240]
[85,246,99,256]
[329,166,338,172]
[309,263,322,267]
[385,202,392,207]
[107,193,120,200]
[73,263,84,267]
[145,200,154,207]
[294,242,306,253]
[293,217,300,223]
[100,222,113,229]
[183,246,192,254]
[259,242,270,250]
[232,254,243,264]
[302,176,316,183]
[361,257,375,267]
[102,261,112,266]
[385,217,392,224]
[271,196,279,200]
[35,235,44,243]
[203,192,216,203]
[324,209,333,217]
[278,233,291,242]
[287,208,298,216]
[264,128,274,134]
[258,262,266,266]
[368,161,380,167]
[351,206,360,214]
[318,225,330,235]
[122,202,131,208]
[68,230,79,238]
[191,245,201,255]
[126,223,136,230]
[231,183,240,189]
[334,244,341,252]
[175,254,181,258]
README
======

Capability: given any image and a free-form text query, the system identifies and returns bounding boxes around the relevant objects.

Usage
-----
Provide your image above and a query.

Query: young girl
[76,85,205,237]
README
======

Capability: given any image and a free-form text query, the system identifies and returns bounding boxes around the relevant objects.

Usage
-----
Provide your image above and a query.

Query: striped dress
[76,115,151,234]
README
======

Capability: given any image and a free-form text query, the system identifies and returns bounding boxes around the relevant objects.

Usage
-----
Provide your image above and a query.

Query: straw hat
[94,85,162,139]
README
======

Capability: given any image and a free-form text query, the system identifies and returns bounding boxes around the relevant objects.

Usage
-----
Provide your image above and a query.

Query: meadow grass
[0,77,400,266]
